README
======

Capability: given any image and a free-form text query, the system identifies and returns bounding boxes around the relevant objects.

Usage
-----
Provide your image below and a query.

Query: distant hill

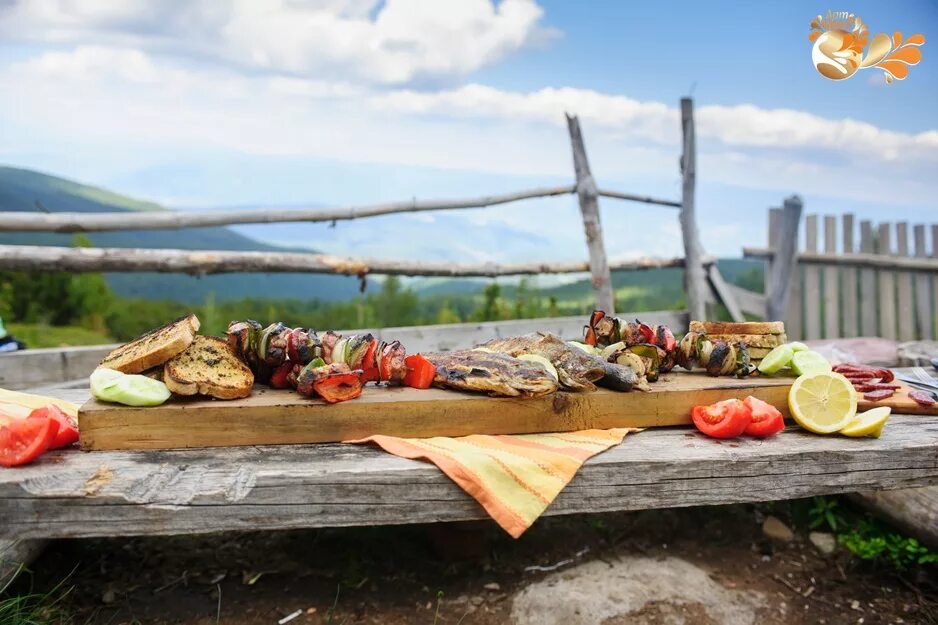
[0,166,363,303]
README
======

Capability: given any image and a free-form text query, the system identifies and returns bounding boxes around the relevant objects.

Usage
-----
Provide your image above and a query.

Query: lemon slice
[517,354,559,382]
[757,345,794,375]
[840,406,891,438]
[788,372,857,434]
[790,351,832,376]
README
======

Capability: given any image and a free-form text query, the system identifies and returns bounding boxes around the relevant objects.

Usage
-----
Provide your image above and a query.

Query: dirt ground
[13,501,938,625]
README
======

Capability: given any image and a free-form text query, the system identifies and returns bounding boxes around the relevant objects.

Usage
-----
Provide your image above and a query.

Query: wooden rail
[750,212,938,341]
[0,244,712,277]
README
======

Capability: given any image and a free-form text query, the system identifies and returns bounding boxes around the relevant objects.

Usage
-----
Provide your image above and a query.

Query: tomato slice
[28,405,79,449]
[403,354,436,389]
[269,361,294,389]
[691,398,751,439]
[0,417,59,467]
[742,396,785,437]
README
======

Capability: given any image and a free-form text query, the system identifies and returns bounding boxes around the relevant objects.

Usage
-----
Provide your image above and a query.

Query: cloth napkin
[350,428,637,538]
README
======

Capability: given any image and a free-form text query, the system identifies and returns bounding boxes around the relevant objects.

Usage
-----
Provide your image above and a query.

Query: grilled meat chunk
[480,333,606,392]
[425,350,558,397]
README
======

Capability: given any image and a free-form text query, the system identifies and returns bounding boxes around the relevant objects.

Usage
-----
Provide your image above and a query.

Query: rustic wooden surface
[766,198,803,335]
[0,539,46,585]
[679,97,707,322]
[77,373,799,451]
[851,488,938,550]
[3,405,937,540]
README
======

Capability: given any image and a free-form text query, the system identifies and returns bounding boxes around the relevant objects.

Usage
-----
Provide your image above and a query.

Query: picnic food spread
[2,309,937,465]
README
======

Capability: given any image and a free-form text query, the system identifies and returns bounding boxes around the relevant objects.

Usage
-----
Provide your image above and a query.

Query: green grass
[7,323,112,348]
[0,566,74,625]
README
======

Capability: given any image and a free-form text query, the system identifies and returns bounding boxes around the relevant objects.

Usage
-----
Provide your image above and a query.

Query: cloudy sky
[1,0,936,262]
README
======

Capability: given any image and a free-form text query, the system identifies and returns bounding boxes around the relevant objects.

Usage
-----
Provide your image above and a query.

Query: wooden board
[78,373,783,450]
[77,373,938,451]
[856,383,938,416]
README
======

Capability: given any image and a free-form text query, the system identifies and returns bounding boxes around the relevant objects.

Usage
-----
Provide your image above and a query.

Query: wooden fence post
[766,196,803,324]
[859,221,877,335]
[877,223,897,340]
[895,222,915,341]
[914,225,933,339]
[680,97,707,322]
[566,114,615,314]
[804,215,821,340]
[823,216,839,338]
[842,214,858,337]
[766,207,781,298]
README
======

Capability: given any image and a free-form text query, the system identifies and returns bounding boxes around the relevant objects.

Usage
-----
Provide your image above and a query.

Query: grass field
[7,323,113,348]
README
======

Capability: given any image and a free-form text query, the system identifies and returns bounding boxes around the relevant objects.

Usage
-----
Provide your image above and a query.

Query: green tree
[477,282,502,321]
[435,300,462,324]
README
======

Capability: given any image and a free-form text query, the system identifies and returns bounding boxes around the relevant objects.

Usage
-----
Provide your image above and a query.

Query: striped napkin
[350,428,636,538]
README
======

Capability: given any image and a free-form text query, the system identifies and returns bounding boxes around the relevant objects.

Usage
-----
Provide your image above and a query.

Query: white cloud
[0,0,554,84]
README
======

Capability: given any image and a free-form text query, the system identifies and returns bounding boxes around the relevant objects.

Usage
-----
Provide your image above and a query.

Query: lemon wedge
[788,372,857,434]
[840,406,891,438]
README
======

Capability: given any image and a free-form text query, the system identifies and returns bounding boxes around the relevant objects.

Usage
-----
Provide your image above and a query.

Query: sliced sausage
[909,390,937,407]
[863,389,895,402]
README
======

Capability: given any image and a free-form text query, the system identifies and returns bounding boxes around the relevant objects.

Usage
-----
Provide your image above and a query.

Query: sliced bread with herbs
[100,314,200,374]
[164,336,254,400]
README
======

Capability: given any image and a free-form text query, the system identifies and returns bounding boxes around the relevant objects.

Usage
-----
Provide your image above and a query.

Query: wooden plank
[724,284,768,318]
[823,215,839,338]
[877,223,897,340]
[766,207,782,298]
[842,214,858,337]
[914,225,933,340]
[895,222,915,341]
[4,406,938,540]
[595,188,681,208]
[859,221,878,335]
[933,224,938,340]
[706,264,745,322]
[0,344,117,390]
[744,248,938,272]
[804,215,821,339]
[567,114,614,314]
[767,197,803,335]
[77,373,797,451]
[679,98,707,322]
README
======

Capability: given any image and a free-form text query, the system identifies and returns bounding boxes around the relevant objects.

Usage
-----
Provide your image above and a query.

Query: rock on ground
[761,515,794,542]
[510,555,766,625]
[809,531,838,556]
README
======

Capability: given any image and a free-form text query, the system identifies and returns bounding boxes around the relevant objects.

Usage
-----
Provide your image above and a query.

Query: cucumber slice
[600,341,626,360]
[790,350,832,376]
[91,367,171,407]
[757,345,794,375]
[787,341,810,352]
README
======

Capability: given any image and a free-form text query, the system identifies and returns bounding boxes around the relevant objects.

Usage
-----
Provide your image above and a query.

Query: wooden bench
[3,387,938,542]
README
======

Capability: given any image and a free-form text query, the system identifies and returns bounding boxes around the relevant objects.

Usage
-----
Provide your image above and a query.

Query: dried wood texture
[567,114,614,314]
[0,186,576,232]
[706,264,745,322]
[933,225,938,340]
[4,408,938,540]
[860,221,878,335]
[766,207,781,300]
[680,98,707,322]
[804,216,822,339]
[596,189,681,207]
[743,248,938,272]
[851,488,938,550]
[766,197,803,333]
[78,373,799,451]
[823,216,839,338]
[895,223,915,341]
[913,225,933,339]
[878,223,897,340]
[842,213,858,337]
[0,539,46,586]
[0,244,709,278]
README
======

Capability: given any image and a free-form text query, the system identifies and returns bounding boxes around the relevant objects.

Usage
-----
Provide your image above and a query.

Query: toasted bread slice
[706,334,788,349]
[164,336,253,400]
[100,314,200,374]
[689,320,786,335]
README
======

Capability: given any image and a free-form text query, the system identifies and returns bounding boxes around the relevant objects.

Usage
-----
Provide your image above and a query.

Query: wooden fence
[0,99,728,319]
[745,209,938,341]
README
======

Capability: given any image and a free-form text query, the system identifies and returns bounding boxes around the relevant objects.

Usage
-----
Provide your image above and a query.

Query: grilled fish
[480,333,607,392]
[425,350,558,397]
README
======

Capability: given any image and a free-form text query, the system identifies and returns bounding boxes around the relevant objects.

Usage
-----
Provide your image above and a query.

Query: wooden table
[3,388,938,541]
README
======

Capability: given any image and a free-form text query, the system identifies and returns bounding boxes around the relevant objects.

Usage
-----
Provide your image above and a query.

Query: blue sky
[0,0,935,263]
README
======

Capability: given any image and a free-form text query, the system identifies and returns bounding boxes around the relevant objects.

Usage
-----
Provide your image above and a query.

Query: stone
[809,532,838,555]
[511,555,766,625]
[484,582,501,591]
[470,596,484,606]
[762,515,794,542]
